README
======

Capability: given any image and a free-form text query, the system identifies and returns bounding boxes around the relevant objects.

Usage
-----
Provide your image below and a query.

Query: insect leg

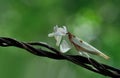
[83,52,106,70]
[79,51,83,55]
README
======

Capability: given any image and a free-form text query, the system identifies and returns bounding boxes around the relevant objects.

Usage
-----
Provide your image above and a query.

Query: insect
[66,32,110,59]
[48,26,110,59]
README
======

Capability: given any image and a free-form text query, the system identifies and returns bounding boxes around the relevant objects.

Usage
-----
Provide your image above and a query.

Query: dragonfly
[48,26,110,59]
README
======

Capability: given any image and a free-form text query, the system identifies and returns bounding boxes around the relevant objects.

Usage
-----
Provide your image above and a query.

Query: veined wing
[72,37,109,59]
[72,37,100,53]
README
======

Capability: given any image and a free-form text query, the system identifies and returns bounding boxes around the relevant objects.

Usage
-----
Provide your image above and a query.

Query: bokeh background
[0,0,120,78]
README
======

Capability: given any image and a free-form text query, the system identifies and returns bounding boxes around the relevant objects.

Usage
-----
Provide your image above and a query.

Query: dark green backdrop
[0,0,120,78]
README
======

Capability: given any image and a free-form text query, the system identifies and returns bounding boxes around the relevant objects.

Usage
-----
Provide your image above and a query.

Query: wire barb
[0,37,120,78]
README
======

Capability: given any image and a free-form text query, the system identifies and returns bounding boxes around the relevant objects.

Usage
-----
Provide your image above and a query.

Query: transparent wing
[60,40,71,53]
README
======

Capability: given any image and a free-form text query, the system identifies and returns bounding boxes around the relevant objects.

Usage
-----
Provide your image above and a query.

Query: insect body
[67,32,110,59]
[48,26,110,60]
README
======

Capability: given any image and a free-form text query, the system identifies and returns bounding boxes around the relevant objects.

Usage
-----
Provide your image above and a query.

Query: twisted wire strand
[0,37,120,78]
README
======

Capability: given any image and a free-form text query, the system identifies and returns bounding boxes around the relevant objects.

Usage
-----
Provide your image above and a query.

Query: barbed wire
[0,37,120,78]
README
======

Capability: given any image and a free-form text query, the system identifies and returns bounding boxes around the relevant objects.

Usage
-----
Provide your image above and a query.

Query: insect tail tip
[99,53,110,60]
[104,56,110,60]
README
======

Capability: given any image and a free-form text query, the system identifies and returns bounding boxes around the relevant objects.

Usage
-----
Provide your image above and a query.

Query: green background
[0,0,120,78]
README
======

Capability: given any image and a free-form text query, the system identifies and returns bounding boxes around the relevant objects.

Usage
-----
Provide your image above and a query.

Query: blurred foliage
[0,0,120,78]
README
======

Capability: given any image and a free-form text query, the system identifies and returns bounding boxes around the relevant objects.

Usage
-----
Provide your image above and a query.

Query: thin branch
[0,37,120,78]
